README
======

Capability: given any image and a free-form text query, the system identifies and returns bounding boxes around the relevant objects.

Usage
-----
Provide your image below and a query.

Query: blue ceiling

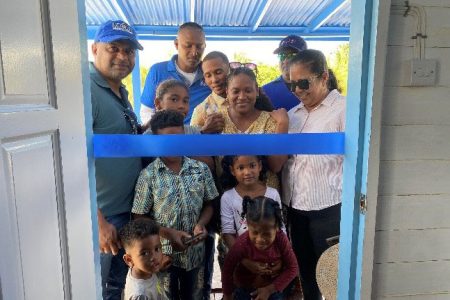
[85,0,351,41]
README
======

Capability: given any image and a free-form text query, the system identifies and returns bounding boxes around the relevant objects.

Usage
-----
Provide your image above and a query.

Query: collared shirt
[190,92,228,127]
[282,89,345,211]
[262,76,301,111]
[132,157,219,271]
[90,62,142,217]
[140,55,211,123]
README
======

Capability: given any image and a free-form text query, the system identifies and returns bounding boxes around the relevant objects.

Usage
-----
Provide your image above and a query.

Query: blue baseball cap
[273,35,307,54]
[94,20,143,50]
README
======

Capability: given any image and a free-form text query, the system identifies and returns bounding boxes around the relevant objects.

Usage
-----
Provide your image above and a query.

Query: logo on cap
[112,22,134,35]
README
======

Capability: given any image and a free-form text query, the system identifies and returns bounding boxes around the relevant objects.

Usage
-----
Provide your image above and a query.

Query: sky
[88,40,347,67]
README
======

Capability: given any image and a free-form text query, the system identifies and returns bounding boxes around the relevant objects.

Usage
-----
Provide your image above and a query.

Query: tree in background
[327,43,349,95]
[232,52,280,87]
[122,67,149,107]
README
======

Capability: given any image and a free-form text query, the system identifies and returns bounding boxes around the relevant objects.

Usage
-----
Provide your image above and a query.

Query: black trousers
[289,203,341,300]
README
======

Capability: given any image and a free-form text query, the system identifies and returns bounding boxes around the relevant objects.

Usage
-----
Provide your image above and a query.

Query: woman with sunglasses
[222,66,289,190]
[282,49,345,300]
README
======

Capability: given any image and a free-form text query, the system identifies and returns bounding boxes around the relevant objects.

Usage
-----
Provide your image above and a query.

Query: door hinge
[360,193,367,214]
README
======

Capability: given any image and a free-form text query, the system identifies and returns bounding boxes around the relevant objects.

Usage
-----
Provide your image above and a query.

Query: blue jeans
[100,213,130,300]
[233,288,283,300]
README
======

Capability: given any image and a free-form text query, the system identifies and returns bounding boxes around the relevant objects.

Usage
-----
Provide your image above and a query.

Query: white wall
[372,0,450,298]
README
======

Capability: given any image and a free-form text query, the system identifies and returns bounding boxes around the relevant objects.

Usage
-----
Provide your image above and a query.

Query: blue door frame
[338,0,379,298]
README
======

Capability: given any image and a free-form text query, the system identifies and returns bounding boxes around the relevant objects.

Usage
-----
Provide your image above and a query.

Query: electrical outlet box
[410,59,437,86]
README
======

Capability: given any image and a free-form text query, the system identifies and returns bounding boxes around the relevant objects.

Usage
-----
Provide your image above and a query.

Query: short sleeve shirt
[132,157,219,270]
[90,62,142,217]
[190,92,228,127]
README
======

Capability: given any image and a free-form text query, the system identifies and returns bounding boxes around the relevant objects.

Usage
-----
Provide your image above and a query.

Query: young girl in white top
[220,155,284,249]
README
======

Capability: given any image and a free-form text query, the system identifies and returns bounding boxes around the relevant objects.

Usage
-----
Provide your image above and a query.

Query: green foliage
[327,43,349,95]
[232,52,280,87]
[122,67,149,108]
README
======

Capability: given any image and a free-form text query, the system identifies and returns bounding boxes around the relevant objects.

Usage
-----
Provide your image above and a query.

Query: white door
[0,0,98,299]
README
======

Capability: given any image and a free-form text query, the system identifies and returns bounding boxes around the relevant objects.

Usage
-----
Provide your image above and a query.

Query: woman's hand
[270,108,289,133]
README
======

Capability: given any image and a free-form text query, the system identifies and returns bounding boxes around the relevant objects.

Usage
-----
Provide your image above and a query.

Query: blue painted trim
[307,0,348,32]
[337,0,376,298]
[93,133,345,157]
[249,0,272,32]
[86,25,350,40]
[131,51,141,121]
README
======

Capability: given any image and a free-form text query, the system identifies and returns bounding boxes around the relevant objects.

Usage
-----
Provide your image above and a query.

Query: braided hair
[241,196,283,229]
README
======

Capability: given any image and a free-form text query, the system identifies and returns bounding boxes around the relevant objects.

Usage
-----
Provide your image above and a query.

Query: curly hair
[241,196,283,229]
[150,109,185,134]
[118,218,160,251]
[220,155,268,191]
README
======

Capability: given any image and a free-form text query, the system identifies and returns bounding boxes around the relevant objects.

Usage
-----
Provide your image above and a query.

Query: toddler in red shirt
[222,196,299,300]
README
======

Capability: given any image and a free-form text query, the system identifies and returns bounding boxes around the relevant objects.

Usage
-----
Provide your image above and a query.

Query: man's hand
[191,223,208,245]
[201,113,225,134]
[163,228,191,251]
[251,284,277,300]
[98,212,121,255]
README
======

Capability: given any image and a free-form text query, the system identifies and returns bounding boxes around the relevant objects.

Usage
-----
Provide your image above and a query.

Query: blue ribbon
[93,133,345,157]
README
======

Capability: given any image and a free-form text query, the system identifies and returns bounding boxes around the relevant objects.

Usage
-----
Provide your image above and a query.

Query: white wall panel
[382,86,450,126]
[376,194,450,230]
[374,228,450,263]
[1,134,65,299]
[379,161,450,195]
[380,125,450,160]
[373,261,450,297]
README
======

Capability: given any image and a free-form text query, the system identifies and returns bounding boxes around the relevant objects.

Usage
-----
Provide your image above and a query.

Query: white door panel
[0,0,98,298]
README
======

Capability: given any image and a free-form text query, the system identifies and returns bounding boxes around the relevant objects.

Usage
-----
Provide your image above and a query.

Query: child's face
[123,235,163,279]
[226,73,258,115]
[155,86,190,117]
[230,156,262,187]
[247,219,278,251]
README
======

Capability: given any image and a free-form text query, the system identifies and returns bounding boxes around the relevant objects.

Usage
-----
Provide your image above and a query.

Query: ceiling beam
[87,25,350,40]
[307,0,349,33]
[110,0,131,24]
[190,0,196,22]
[249,0,273,32]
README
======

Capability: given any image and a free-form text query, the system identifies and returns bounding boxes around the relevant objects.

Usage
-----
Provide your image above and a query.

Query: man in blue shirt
[140,22,211,124]
[262,35,307,111]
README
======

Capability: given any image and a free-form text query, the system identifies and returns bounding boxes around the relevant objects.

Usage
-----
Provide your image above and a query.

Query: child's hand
[251,284,277,300]
[241,259,273,275]
[268,260,282,278]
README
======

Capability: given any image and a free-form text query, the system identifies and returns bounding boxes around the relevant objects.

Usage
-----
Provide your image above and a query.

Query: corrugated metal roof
[85,0,351,41]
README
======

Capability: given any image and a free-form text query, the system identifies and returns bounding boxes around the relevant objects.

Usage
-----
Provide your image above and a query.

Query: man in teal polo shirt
[140,22,211,124]
[90,20,143,300]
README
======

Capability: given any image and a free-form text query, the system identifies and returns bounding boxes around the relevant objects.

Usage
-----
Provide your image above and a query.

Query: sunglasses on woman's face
[229,62,257,71]
[289,77,317,92]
